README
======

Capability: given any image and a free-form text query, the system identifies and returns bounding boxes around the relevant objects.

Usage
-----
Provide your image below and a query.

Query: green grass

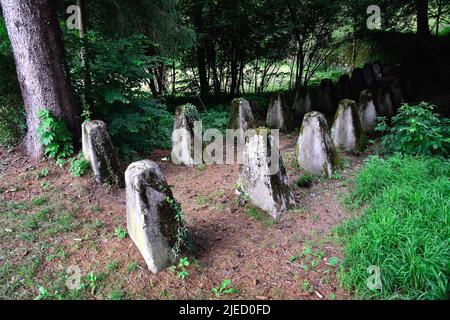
[244,205,278,228]
[0,192,82,299]
[337,155,449,300]
[294,174,316,188]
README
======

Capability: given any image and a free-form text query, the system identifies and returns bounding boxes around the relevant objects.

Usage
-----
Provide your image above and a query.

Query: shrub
[0,96,26,147]
[338,155,450,299]
[0,18,25,147]
[200,109,229,134]
[37,109,74,161]
[294,174,316,188]
[65,32,174,159]
[376,102,450,157]
[68,154,89,177]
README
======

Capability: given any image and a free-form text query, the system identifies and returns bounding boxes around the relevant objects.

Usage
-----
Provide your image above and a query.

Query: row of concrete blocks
[81,120,177,273]
[78,61,407,273]
[266,62,411,132]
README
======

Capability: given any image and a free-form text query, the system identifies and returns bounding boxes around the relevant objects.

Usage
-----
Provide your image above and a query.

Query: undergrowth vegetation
[376,102,450,158]
[337,155,449,299]
[37,110,74,162]
[0,18,25,147]
[65,32,174,160]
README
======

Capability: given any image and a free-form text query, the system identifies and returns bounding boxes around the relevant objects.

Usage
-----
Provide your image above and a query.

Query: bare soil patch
[0,135,372,300]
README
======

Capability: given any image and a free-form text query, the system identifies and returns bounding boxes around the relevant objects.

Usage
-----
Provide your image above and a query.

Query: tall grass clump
[338,155,449,299]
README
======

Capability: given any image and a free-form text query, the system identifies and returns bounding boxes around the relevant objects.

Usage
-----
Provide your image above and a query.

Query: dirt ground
[0,135,372,300]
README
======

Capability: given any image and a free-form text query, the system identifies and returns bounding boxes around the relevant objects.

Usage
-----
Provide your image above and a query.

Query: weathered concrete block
[318,79,335,114]
[82,120,122,186]
[357,90,378,134]
[228,98,255,131]
[266,94,285,131]
[125,160,179,274]
[335,74,352,103]
[237,129,295,219]
[390,78,404,108]
[350,68,365,100]
[331,99,365,152]
[372,61,383,79]
[266,93,295,132]
[297,112,337,177]
[400,77,415,102]
[172,104,200,166]
[292,89,312,118]
[363,63,376,88]
[375,85,394,117]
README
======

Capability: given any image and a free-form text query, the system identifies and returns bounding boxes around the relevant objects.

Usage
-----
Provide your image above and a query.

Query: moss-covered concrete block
[228,98,255,131]
[331,99,366,152]
[125,160,178,273]
[172,104,200,166]
[296,111,337,177]
[237,129,295,220]
[82,120,122,187]
[357,90,378,134]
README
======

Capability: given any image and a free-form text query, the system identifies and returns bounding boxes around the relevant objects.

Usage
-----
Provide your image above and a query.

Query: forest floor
[0,135,376,300]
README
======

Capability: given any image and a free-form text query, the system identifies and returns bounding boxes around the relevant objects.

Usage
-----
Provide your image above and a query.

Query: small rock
[314,290,324,299]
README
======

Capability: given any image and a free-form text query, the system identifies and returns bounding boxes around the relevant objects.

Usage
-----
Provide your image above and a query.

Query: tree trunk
[1,0,80,159]
[191,4,209,99]
[171,59,176,98]
[230,45,238,96]
[416,0,431,45]
[435,0,443,37]
[207,43,220,96]
[77,0,93,116]
[254,58,259,93]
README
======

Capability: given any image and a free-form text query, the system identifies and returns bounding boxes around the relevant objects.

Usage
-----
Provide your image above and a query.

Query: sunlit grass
[337,155,449,300]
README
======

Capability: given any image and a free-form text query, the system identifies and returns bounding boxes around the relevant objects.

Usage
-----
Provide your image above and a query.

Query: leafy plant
[171,257,190,280]
[330,171,343,180]
[106,261,120,273]
[197,195,207,205]
[68,154,89,177]
[65,32,174,159]
[114,226,127,239]
[40,168,49,177]
[302,279,313,293]
[0,20,25,147]
[86,272,98,295]
[376,102,450,157]
[109,289,125,300]
[34,168,49,180]
[34,286,49,300]
[211,279,239,298]
[127,262,139,274]
[39,181,51,192]
[32,196,47,207]
[329,256,339,267]
[180,103,199,123]
[235,183,250,206]
[294,174,315,188]
[200,109,229,134]
[166,196,190,258]
[37,109,74,161]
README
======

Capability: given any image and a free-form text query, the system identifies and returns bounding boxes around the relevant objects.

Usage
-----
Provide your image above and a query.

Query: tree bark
[77,0,93,116]
[230,45,238,96]
[416,0,432,45]
[0,0,80,158]
[435,0,443,37]
[191,3,209,99]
